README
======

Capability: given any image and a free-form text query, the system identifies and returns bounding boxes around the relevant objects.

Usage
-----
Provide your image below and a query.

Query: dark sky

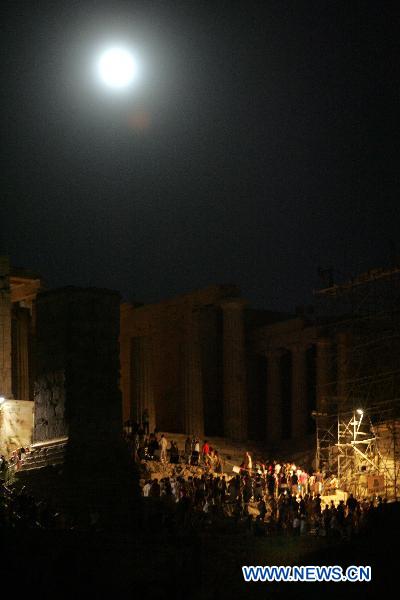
[1,0,399,310]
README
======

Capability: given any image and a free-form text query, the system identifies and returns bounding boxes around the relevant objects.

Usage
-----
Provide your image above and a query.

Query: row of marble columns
[266,334,351,444]
[181,304,351,443]
[266,341,328,444]
[131,299,351,445]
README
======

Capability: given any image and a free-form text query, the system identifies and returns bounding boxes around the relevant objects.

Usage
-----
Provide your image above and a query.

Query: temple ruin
[1,255,399,488]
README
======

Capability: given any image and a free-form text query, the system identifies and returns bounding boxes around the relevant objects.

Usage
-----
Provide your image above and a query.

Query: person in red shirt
[201,440,210,465]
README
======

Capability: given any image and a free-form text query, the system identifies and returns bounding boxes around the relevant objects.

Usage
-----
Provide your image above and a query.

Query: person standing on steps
[160,433,168,463]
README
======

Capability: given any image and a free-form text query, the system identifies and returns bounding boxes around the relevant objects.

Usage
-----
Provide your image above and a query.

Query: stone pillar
[316,338,332,413]
[266,350,282,443]
[291,344,307,439]
[34,287,123,445]
[221,299,247,441]
[0,257,12,398]
[141,336,156,433]
[15,306,31,400]
[336,331,351,404]
[34,287,138,526]
[136,339,144,424]
[182,308,204,437]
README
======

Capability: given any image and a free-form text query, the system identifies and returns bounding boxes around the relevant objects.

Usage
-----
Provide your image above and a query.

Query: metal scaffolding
[337,408,377,496]
[313,410,337,473]
[314,401,400,499]
[313,264,400,499]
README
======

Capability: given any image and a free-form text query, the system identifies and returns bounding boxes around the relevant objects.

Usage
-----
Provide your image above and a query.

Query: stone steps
[20,457,64,471]
[18,441,67,472]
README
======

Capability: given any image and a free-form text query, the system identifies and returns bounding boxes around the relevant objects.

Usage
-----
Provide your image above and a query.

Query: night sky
[1,1,398,310]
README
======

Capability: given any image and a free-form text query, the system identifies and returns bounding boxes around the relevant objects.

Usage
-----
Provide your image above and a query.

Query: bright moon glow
[98,47,138,89]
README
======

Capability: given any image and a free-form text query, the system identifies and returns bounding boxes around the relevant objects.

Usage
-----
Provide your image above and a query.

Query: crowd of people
[1,451,62,529]
[125,420,225,472]
[0,417,393,536]
[136,432,391,538]
[0,482,60,529]
[0,447,30,477]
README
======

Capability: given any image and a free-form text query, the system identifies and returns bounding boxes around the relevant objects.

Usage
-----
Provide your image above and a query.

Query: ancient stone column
[136,338,144,424]
[34,287,138,526]
[221,299,247,441]
[182,308,204,437]
[266,350,282,443]
[15,306,31,400]
[336,331,351,405]
[0,257,12,398]
[291,344,307,440]
[141,336,156,433]
[316,338,332,414]
[34,287,123,444]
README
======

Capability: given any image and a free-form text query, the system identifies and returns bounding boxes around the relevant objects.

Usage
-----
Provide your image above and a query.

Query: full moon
[98,47,138,89]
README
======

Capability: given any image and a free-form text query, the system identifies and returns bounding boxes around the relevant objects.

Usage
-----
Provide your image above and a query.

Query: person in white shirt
[143,481,151,497]
[160,434,168,463]
[191,439,200,465]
